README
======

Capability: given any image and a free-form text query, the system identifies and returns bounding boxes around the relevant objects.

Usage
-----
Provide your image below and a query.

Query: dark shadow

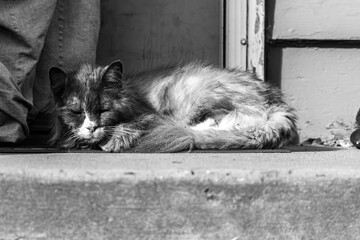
[284,145,342,152]
[0,145,343,154]
[265,0,276,42]
[266,47,283,88]
[265,0,283,88]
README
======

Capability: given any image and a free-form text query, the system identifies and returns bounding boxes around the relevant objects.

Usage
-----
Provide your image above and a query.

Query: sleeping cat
[48,61,298,152]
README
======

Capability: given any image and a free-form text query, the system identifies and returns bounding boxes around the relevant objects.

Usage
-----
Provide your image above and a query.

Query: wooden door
[97,0,265,75]
[97,0,222,72]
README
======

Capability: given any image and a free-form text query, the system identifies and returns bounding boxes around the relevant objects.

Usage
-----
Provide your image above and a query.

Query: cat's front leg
[99,124,143,152]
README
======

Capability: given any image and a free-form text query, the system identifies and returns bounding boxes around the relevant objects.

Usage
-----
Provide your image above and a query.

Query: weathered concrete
[1,148,360,239]
[0,148,359,181]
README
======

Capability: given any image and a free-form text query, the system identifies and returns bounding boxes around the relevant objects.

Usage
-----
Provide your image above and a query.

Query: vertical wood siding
[225,0,247,70]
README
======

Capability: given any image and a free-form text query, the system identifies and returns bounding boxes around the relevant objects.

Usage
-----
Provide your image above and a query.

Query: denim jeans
[0,0,100,143]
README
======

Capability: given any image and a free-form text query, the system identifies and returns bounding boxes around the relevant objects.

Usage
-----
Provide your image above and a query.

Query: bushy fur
[49,61,298,152]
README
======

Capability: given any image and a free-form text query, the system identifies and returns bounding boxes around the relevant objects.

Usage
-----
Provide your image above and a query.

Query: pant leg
[55,0,100,67]
[0,63,31,142]
[0,0,57,143]
[29,0,101,135]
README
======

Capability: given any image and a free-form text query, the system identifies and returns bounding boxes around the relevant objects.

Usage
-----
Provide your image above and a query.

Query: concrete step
[0,148,360,240]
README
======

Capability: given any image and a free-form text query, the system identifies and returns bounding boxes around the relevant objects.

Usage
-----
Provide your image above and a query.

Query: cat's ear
[101,60,123,84]
[49,67,67,98]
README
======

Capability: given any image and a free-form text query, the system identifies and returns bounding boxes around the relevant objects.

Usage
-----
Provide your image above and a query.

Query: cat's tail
[133,109,298,153]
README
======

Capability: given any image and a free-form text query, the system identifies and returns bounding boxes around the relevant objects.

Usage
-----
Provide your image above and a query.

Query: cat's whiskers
[64,130,81,143]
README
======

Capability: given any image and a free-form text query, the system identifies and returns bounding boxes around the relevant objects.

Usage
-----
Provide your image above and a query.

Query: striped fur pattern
[49,61,298,152]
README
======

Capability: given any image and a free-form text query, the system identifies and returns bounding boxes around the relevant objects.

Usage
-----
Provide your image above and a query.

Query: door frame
[224,0,265,80]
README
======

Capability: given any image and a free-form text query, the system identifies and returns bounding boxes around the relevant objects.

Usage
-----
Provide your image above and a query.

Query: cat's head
[48,60,124,148]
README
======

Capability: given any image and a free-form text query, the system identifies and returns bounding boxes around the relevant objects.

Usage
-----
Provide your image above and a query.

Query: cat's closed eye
[100,109,110,114]
[69,109,82,114]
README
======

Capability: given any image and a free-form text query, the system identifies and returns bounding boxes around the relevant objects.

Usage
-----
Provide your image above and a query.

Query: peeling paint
[255,13,260,33]
[248,0,265,79]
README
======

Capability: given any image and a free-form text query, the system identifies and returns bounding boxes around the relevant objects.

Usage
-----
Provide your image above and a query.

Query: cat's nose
[86,125,98,132]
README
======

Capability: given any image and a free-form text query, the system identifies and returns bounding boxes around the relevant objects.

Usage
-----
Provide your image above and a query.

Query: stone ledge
[1,148,360,240]
[0,148,358,182]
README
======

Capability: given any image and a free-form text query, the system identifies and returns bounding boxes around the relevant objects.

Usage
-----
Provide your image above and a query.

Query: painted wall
[268,0,360,40]
[97,0,221,73]
[268,48,360,141]
[267,0,360,142]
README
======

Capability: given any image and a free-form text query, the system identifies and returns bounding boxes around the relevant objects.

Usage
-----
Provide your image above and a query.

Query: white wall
[267,0,360,142]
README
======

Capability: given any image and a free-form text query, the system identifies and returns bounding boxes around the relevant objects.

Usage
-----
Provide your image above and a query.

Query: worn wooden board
[225,0,265,80]
[267,47,360,140]
[97,0,221,72]
[248,0,265,79]
[267,0,360,40]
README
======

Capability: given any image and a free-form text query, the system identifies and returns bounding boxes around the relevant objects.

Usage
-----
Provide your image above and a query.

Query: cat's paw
[99,132,140,152]
[99,126,142,152]
[99,137,128,152]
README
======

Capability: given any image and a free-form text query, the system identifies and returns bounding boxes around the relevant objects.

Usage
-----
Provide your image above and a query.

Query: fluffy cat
[49,61,298,152]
